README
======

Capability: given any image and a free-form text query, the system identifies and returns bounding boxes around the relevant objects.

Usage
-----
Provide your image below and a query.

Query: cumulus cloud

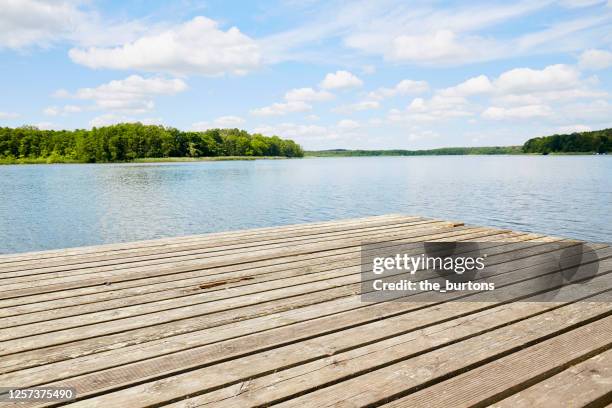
[493,64,581,94]
[191,115,245,130]
[439,75,493,97]
[251,86,333,116]
[482,105,553,120]
[0,0,84,49]
[388,30,492,64]
[284,87,334,102]
[43,105,83,116]
[55,75,187,114]
[69,16,261,76]
[250,101,311,116]
[334,100,380,113]
[579,49,612,70]
[0,0,147,50]
[368,80,429,100]
[320,70,363,90]
[389,95,474,122]
[442,66,600,103]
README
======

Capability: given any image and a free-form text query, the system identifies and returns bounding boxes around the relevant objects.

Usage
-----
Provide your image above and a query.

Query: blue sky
[1,0,612,149]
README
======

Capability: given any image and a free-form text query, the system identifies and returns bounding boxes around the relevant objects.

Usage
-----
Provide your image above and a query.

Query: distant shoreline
[304,149,606,157]
[305,153,605,157]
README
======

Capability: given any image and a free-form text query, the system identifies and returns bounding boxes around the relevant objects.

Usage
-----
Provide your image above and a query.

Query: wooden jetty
[0,214,610,407]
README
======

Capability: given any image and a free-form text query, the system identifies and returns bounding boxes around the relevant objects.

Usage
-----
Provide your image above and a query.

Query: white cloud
[388,30,491,64]
[251,85,333,116]
[334,100,380,113]
[482,104,553,120]
[55,75,187,114]
[250,101,311,116]
[43,105,83,116]
[284,87,334,102]
[579,49,612,70]
[337,119,360,129]
[89,114,162,128]
[69,16,261,76]
[390,95,474,122]
[439,63,606,108]
[191,115,245,130]
[0,0,146,50]
[439,75,493,97]
[0,111,19,119]
[368,79,429,100]
[320,70,363,90]
[494,64,581,94]
[0,0,84,49]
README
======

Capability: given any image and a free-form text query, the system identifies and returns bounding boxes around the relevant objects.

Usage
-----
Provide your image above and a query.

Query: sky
[1,0,612,150]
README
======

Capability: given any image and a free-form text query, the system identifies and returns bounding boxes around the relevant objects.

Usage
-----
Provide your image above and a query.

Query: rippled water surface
[0,156,610,253]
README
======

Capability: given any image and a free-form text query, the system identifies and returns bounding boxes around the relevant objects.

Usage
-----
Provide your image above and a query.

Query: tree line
[522,128,611,154]
[0,123,304,163]
[306,146,522,156]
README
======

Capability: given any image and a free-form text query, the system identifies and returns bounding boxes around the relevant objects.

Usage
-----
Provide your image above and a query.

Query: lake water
[0,156,610,254]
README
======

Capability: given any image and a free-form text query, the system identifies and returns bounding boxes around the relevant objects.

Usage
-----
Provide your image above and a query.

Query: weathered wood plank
[0,229,512,329]
[0,214,408,263]
[0,225,478,309]
[0,235,586,359]
[5,248,608,407]
[273,313,612,408]
[0,216,424,274]
[56,294,612,408]
[490,348,612,408]
[381,312,612,408]
[0,215,606,408]
[0,221,459,296]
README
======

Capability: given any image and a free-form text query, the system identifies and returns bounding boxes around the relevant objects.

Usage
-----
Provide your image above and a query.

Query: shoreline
[1,153,607,165]
[0,156,289,165]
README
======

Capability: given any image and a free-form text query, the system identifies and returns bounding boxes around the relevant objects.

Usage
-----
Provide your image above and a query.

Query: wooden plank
[0,235,596,382]
[0,216,424,273]
[0,221,458,294]
[52,291,612,407]
[165,282,612,408]
[0,235,584,356]
[0,229,514,329]
[490,348,612,408]
[271,312,612,408]
[4,247,608,406]
[0,217,434,276]
[381,314,612,408]
[0,214,409,263]
[0,229,523,321]
[0,225,481,309]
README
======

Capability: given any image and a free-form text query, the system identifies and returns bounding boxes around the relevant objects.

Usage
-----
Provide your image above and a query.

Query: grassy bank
[133,156,287,162]
[0,156,288,165]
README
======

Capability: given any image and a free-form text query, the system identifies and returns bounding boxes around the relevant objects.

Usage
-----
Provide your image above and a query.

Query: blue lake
[0,156,610,254]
